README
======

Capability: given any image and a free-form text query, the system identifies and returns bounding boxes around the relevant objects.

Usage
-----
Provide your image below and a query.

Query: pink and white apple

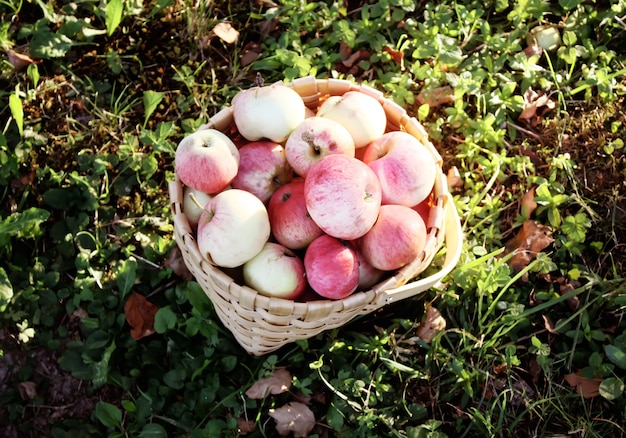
[242,242,307,300]
[304,155,382,240]
[360,204,427,271]
[231,141,293,203]
[362,131,437,207]
[182,185,214,230]
[175,129,240,194]
[304,234,359,300]
[267,178,324,250]
[232,83,306,143]
[284,117,355,177]
[316,91,387,149]
[196,189,271,268]
[352,243,386,290]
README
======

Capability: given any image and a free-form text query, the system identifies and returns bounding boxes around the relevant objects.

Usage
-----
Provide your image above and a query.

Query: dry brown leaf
[213,22,239,44]
[338,41,352,60]
[164,245,193,281]
[240,42,262,67]
[269,402,316,438]
[518,88,556,127]
[7,50,41,70]
[523,44,543,59]
[520,187,537,219]
[417,305,446,342]
[342,49,370,68]
[383,45,404,65]
[564,370,602,398]
[559,280,581,312]
[504,220,554,274]
[542,314,559,334]
[416,86,455,108]
[245,368,292,399]
[237,417,256,435]
[18,381,38,400]
[124,292,158,340]
[446,166,463,189]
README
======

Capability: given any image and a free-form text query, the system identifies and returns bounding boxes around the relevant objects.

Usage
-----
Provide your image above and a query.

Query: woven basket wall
[169,76,463,356]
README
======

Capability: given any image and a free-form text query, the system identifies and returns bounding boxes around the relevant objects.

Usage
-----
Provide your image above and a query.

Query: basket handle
[372,197,463,307]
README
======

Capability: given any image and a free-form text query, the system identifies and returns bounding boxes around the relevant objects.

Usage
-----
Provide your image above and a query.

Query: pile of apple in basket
[175,82,439,302]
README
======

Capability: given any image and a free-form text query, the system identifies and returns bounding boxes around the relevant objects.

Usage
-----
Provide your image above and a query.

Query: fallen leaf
[164,245,193,281]
[520,187,537,219]
[523,44,543,59]
[542,314,559,334]
[245,368,292,399]
[213,22,239,44]
[124,292,158,340]
[7,50,41,70]
[417,305,446,342]
[237,417,256,435]
[383,46,404,65]
[447,166,463,189]
[342,49,370,68]
[254,0,279,7]
[504,220,554,274]
[18,381,38,400]
[559,280,581,312]
[416,86,455,108]
[269,402,316,438]
[240,42,262,67]
[338,41,352,60]
[518,88,556,127]
[564,370,602,398]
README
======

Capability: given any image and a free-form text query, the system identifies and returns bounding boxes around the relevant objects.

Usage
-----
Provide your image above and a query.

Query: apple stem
[188,192,213,221]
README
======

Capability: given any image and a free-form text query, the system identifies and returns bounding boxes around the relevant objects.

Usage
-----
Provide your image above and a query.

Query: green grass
[1,0,625,437]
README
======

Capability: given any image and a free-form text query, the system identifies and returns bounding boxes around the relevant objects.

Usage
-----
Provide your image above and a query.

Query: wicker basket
[168,76,463,356]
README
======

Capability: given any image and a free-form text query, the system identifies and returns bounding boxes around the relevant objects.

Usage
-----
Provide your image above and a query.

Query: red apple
[232,83,306,142]
[316,91,387,148]
[267,179,324,250]
[360,204,427,271]
[284,117,355,177]
[304,155,382,240]
[242,242,307,300]
[197,189,271,268]
[362,131,437,207]
[231,141,293,203]
[304,234,359,300]
[352,243,386,290]
[413,189,435,225]
[175,129,240,194]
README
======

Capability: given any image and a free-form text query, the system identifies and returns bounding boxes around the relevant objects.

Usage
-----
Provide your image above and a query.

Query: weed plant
[0,0,625,437]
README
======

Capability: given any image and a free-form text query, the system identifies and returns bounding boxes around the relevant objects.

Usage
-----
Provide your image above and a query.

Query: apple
[175,129,240,194]
[360,204,427,271]
[413,189,435,225]
[242,242,307,300]
[352,243,386,290]
[182,185,213,230]
[304,234,359,300]
[284,117,355,177]
[362,131,437,207]
[196,189,271,268]
[231,141,293,203]
[304,155,382,240]
[267,179,324,250]
[316,91,387,148]
[232,83,306,142]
